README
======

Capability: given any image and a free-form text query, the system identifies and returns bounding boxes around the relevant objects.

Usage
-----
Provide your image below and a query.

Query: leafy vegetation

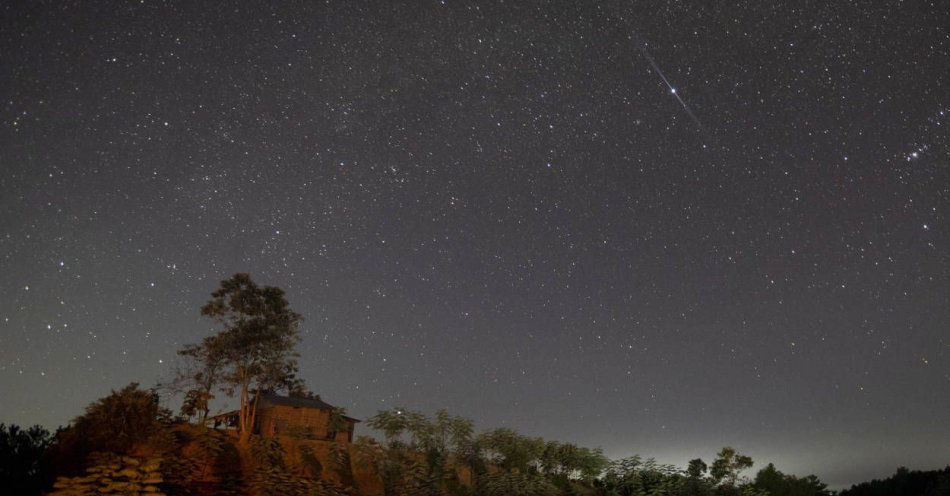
[181,273,305,445]
[46,382,170,477]
[0,423,56,495]
[839,466,950,496]
[2,273,938,496]
[478,471,560,496]
[162,426,242,495]
[359,407,475,495]
[753,463,831,496]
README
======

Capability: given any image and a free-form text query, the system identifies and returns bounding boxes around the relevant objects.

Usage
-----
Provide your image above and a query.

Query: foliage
[353,435,415,496]
[477,471,560,496]
[21,275,857,496]
[182,273,304,443]
[0,423,56,496]
[248,436,293,496]
[248,465,348,496]
[180,388,214,421]
[159,342,223,425]
[329,439,357,488]
[599,455,687,496]
[251,436,287,469]
[710,447,754,488]
[839,466,950,496]
[328,407,351,437]
[232,436,348,496]
[753,463,831,496]
[687,458,709,479]
[75,382,171,454]
[298,444,323,479]
[365,408,476,495]
[538,440,609,482]
[364,408,615,495]
[159,425,242,496]
[47,382,170,475]
[310,480,353,496]
[247,435,349,496]
[476,427,546,473]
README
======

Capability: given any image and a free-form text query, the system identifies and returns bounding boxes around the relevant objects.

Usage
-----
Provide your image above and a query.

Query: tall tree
[688,458,709,479]
[710,447,754,490]
[476,427,545,474]
[188,273,303,445]
[600,456,684,496]
[365,408,476,495]
[70,382,170,454]
[47,383,171,476]
[754,463,832,496]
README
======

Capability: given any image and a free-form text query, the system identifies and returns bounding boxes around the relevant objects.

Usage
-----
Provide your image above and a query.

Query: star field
[1,1,948,489]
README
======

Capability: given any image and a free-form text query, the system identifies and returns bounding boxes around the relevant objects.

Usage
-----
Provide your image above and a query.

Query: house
[212,392,359,443]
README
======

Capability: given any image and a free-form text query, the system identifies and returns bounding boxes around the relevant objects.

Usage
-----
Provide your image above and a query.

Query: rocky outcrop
[49,455,164,496]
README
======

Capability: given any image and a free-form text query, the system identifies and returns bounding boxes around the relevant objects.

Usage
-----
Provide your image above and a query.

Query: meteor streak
[632,33,705,133]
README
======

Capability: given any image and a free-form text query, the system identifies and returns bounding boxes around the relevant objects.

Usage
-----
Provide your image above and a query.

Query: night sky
[2,0,948,489]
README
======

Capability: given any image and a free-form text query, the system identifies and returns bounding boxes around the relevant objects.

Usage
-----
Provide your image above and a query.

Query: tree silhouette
[365,407,476,495]
[753,462,831,496]
[840,466,950,496]
[183,273,303,445]
[0,423,55,496]
[687,458,708,479]
[710,446,754,489]
[476,427,545,474]
[68,382,169,454]
[174,340,224,423]
[46,383,169,476]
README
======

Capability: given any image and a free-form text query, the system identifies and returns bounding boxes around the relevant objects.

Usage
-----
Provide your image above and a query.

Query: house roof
[258,392,361,422]
[209,392,360,422]
[259,392,336,410]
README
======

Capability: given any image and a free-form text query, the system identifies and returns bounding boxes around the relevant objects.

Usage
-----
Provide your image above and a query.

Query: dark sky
[1,0,948,488]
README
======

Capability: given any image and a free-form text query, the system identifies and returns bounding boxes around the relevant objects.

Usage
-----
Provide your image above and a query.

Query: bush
[159,425,242,496]
[48,383,171,476]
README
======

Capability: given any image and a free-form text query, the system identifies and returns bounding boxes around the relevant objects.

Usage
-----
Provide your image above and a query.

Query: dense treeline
[0,274,940,496]
[354,407,834,496]
[5,397,944,496]
[2,391,835,496]
[838,467,950,496]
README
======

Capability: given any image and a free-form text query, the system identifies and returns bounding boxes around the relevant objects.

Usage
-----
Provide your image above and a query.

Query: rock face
[48,455,165,496]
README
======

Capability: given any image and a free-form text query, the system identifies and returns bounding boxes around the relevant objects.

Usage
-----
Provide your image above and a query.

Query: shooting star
[631,33,706,134]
